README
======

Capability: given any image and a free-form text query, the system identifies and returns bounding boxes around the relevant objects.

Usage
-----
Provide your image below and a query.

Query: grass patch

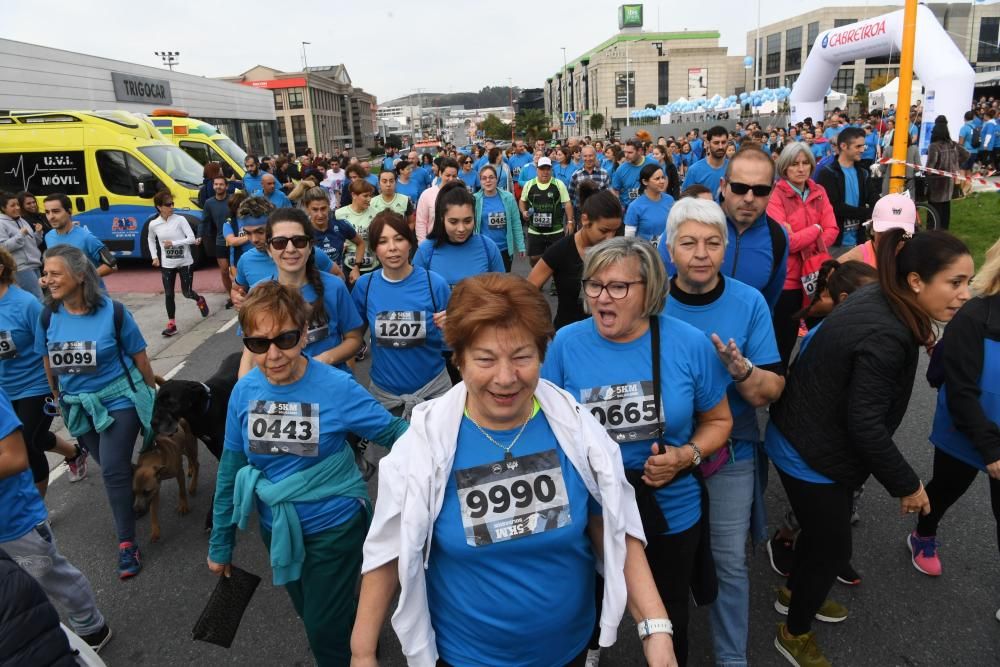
[951,192,999,267]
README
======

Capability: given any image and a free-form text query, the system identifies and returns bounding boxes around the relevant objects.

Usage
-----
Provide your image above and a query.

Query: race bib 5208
[580,381,664,442]
[47,341,97,375]
[374,311,426,349]
[455,449,572,547]
[0,331,16,360]
[247,401,320,457]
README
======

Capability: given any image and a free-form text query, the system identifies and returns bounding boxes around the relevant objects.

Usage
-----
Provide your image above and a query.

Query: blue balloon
[743,56,754,68]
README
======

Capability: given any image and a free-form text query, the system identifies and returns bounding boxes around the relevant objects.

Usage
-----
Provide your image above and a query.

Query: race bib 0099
[580,381,664,442]
[0,331,16,360]
[374,311,426,349]
[47,341,97,375]
[455,449,572,547]
[247,401,320,457]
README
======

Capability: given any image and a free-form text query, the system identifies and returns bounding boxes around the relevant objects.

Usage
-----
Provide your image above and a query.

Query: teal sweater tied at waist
[60,365,155,448]
[231,445,370,586]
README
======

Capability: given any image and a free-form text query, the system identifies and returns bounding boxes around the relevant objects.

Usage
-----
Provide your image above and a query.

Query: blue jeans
[705,456,755,667]
[15,267,43,300]
[78,407,141,545]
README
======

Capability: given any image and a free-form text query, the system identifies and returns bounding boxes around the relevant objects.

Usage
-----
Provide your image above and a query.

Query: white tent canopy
[869,77,924,109]
[825,89,849,110]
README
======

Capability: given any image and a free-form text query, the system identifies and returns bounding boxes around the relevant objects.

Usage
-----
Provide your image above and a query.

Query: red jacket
[766,178,839,289]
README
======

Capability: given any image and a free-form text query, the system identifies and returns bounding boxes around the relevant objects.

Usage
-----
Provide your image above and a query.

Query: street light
[154,51,180,71]
[301,42,311,71]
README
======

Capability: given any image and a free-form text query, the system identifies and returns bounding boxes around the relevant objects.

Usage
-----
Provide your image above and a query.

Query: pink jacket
[415,185,440,243]
[766,178,839,289]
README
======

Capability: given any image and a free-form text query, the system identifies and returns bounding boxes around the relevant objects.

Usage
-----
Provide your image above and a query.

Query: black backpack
[765,215,788,289]
[971,125,983,149]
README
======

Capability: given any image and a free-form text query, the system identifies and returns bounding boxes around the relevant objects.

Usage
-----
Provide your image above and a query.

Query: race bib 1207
[374,310,426,349]
[47,341,97,375]
[455,449,572,547]
[0,331,16,360]
[247,401,320,457]
[580,381,664,442]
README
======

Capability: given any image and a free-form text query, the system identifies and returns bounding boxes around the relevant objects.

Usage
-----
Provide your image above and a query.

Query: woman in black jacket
[909,236,1000,583]
[764,227,974,665]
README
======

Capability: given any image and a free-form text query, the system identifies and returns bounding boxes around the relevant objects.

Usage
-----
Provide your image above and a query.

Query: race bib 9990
[0,331,16,360]
[580,381,664,442]
[247,401,320,457]
[455,449,572,547]
[47,341,97,375]
[375,311,426,349]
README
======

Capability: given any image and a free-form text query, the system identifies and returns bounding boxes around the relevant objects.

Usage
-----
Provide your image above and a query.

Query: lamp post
[301,42,311,71]
[561,47,568,133]
[625,40,631,127]
[154,51,180,71]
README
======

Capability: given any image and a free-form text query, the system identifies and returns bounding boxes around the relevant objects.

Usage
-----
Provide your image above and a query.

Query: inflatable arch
[790,5,974,142]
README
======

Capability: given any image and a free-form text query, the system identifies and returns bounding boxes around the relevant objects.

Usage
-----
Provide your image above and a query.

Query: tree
[515,108,549,142]
[589,113,604,132]
[868,74,892,93]
[854,83,869,111]
[478,113,509,140]
[384,134,402,150]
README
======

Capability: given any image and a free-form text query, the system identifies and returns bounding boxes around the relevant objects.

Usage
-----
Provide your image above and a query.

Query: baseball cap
[871,193,916,233]
[538,157,553,168]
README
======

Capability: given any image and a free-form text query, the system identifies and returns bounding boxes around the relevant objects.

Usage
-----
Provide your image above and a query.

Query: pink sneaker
[907,531,942,576]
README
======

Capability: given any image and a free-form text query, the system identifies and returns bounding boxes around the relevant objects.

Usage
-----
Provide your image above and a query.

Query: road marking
[216,316,238,334]
[161,361,186,381]
[50,461,67,481]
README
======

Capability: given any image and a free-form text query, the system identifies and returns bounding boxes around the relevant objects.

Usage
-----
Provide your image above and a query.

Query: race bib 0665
[580,381,664,442]
[375,311,426,349]
[247,401,320,457]
[0,331,16,360]
[47,341,97,375]
[455,449,572,547]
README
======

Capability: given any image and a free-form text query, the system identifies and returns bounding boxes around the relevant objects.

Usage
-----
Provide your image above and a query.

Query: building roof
[556,30,721,76]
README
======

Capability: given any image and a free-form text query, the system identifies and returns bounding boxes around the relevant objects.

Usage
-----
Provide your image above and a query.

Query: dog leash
[199,382,213,416]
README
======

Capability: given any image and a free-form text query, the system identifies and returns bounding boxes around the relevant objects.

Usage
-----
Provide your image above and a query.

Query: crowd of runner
[0,99,999,667]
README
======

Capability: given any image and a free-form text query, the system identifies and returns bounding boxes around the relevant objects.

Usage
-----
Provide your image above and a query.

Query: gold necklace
[465,404,533,461]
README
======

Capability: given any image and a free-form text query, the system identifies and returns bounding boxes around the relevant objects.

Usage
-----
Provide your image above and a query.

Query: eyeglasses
[267,235,311,250]
[242,329,302,354]
[727,182,773,197]
[464,161,472,164]
[582,280,644,300]
[161,201,175,207]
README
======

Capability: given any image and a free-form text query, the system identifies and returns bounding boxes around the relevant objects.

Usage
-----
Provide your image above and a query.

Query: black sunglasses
[161,201,175,207]
[242,329,302,354]
[268,235,311,250]
[727,182,773,197]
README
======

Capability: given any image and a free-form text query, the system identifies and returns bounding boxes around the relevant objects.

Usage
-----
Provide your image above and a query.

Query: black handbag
[192,566,262,648]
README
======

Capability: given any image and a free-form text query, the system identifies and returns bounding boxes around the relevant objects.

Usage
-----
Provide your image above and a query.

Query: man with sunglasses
[681,126,730,198]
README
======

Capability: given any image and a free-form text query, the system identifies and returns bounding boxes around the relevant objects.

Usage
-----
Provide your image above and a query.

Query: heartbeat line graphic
[2,155,77,191]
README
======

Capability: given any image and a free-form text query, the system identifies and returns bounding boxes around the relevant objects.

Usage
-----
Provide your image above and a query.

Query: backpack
[40,299,136,392]
[971,124,982,149]
[765,215,788,289]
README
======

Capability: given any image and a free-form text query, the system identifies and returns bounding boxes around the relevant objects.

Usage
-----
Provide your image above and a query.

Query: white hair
[665,197,729,248]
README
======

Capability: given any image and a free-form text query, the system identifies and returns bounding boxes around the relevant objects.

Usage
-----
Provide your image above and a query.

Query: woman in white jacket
[147,191,208,337]
[351,273,677,667]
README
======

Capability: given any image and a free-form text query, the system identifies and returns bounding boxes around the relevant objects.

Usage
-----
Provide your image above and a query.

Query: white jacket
[147,214,197,269]
[362,378,646,667]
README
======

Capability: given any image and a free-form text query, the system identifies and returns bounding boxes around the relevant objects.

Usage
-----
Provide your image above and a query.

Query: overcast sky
[5,0,913,102]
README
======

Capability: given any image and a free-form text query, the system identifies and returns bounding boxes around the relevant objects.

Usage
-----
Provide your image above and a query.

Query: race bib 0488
[0,331,16,360]
[374,310,426,349]
[247,401,320,457]
[455,449,572,547]
[580,381,664,442]
[47,341,97,375]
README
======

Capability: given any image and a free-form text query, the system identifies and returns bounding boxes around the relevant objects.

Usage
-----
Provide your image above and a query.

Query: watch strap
[637,617,674,639]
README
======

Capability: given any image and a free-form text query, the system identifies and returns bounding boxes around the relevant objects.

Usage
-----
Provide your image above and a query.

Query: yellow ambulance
[146,109,247,178]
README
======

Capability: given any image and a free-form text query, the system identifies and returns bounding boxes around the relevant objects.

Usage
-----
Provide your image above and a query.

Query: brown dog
[132,417,200,543]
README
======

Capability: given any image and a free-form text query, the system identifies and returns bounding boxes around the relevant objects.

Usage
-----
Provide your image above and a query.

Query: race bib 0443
[455,449,572,547]
[580,381,664,442]
[247,401,320,457]
[47,341,97,375]
[374,311,426,349]
[0,331,16,360]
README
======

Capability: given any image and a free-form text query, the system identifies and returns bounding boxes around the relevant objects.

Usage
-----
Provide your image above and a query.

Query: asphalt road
[40,258,999,666]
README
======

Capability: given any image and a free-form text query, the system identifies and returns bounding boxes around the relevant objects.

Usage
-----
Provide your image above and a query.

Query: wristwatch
[734,358,754,383]
[637,618,674,640]
[686,442,702,467]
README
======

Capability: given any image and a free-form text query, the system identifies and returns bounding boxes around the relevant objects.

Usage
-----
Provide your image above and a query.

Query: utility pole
[509,77,515,141]
[561,47,568,137]
[301,42,311,71]
[414,88,426,139]
[625,40,631,127]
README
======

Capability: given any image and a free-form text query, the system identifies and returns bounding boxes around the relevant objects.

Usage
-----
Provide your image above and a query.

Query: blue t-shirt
[313,218,358,266]
[517,163,538,186]
[0,390,47,542]
[266,189,292,208]
[33,296,145,412]
[610,161,644,208]
[842,165,859,207]
[44,226,108,289]
[508,152,533,181]
[479,193,510,251]
[235,246,334,288]
[823,126,841,143]
[351,267,451,395]
[960,122,978,154]
[458,169,479,193]
[810,142,828,161]
[0,286,51,400]
[690,138,704,160]
[541,315,730,534]
[664,276,780,460]
[681,158,728,197]
[412,236,505,288]
[426,409,597,667]
[862,132,879,161]
[623,193,675,243]
[223,360,393,533]
[553,163,577,190]
[382,156,397,172]
[396,177,423,202]
[365,173,380,192]
[242,171,265,196]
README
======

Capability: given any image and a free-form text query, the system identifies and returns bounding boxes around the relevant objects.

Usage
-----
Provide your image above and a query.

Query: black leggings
[500,250,513,273]
[644,522,701,666]
[773,288,804,367]
[777,468,853,636]
[917,448,1000,558]
[11,394,57,483]
[928,200,952,231]
[161,265,200,319]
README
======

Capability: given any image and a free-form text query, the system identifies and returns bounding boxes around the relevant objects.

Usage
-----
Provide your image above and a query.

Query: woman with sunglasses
[474,165,525,273]
[209,281,407,666]
[239,208,363,377]
[352,210,452,417]
[147,190,209,338]
[370,170,415,230]
[337,180,379,281]
[458,156,480,192]
[527,185,623,330]
[542,237,733,666]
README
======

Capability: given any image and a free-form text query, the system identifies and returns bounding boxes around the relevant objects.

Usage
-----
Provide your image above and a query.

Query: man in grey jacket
[0,192,43,300]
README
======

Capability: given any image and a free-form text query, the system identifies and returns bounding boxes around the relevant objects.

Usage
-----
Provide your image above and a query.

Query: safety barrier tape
[877,156,1000,187]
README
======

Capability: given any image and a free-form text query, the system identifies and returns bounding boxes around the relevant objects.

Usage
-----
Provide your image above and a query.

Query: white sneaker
[65,448,88,483]
[585,648,601,667]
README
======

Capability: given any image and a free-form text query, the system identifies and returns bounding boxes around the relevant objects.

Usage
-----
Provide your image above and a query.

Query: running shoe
[355,340,368,362]
[79,624,113,653]
[65,446,88,483]
[767,531,795,577]
[775,623,831,667]
[585,648,601,667]
[836,561,862,586]
[196,296,210,317]
[907,531,942,576]
[161,323,178,337]
[117,542,142,579]
[774,586,848,623]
